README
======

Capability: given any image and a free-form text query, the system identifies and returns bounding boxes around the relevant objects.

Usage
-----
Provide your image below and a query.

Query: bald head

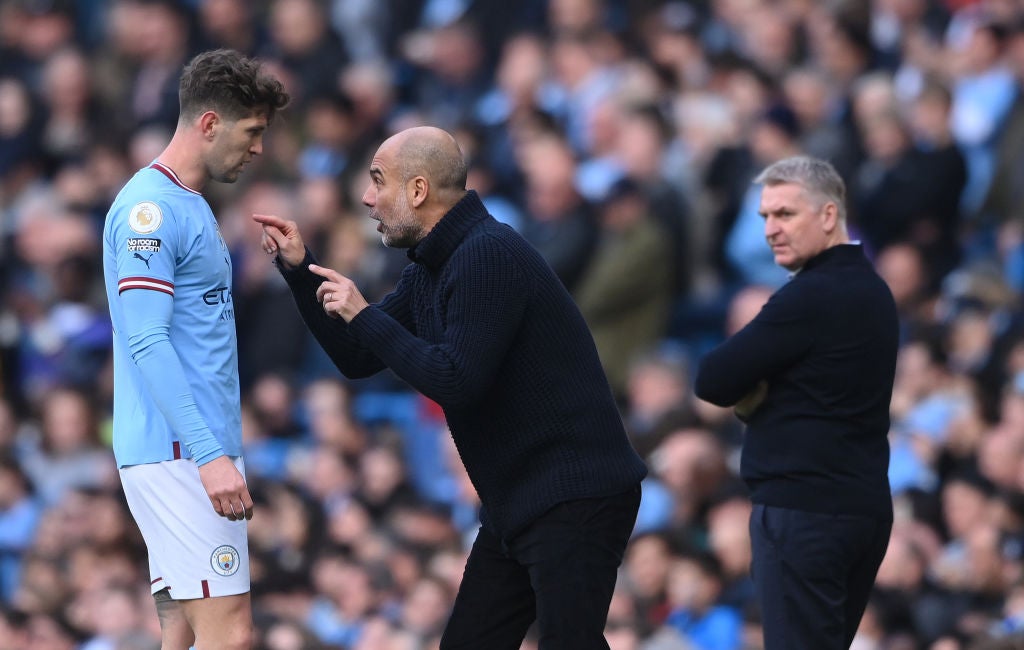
[363,126,469,247]
[386,126,468,198]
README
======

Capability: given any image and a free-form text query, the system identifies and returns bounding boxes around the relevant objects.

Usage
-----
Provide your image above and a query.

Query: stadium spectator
[574,177,674,399]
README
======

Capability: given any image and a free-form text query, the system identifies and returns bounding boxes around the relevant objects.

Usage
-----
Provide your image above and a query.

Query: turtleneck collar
[800,242,864,272]
[407,190,488,270]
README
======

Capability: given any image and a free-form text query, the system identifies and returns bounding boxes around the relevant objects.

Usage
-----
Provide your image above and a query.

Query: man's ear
[822,201,839,233]
[409,176,429,208]
[199,111,219,140]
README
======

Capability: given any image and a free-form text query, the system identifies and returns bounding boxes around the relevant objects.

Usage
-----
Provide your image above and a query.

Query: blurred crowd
[3,0,1024,648]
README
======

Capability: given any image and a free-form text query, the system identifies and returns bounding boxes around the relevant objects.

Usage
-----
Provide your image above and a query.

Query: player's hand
[311,264,369,322]
[198,456,254,521]
[252,213,306,268]
[734,380,768,422]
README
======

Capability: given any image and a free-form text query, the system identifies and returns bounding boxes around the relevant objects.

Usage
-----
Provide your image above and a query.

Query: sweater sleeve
[348,236,530,409]
[277,249,413,379]
[694,281,816,406]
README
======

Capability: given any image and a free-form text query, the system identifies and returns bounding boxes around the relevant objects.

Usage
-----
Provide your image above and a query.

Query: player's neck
[156,134,209,192]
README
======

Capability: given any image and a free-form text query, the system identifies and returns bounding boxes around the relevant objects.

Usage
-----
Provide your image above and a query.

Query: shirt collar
[794,242,864,276]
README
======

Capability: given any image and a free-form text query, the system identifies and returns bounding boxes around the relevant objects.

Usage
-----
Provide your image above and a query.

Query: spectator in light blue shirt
[0,455,42,601]
[665,550,743,650]
[949,19,1018,218]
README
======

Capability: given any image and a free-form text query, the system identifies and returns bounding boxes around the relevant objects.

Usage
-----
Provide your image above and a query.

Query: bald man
[255,126,647,650]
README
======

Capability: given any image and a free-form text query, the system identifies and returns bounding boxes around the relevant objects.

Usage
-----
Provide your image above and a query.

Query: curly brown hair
[178,49,290,123]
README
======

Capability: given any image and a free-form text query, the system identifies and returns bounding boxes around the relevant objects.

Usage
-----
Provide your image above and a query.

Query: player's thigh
[120,458,250,600]
[154,591,194,649]
[180,591,253,650]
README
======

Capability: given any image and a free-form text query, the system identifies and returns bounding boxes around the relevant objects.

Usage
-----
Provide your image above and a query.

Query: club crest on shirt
[211,545,240,576]
[128,201,163,234]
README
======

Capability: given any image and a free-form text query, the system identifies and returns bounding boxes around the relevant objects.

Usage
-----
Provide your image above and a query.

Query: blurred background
[3,0,1024,648]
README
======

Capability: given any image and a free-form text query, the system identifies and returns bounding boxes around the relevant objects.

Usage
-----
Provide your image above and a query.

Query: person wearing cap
[695,156,899,649]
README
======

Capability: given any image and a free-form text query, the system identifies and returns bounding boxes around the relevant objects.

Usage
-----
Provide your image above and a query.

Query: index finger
[252,213,286,228]
[308,264,342,281]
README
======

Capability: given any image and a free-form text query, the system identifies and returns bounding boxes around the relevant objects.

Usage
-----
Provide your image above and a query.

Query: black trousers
[750,504,892,650]
[439,484,641,650]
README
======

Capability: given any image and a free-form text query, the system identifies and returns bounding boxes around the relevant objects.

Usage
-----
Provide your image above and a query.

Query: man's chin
[380,232,403,248]
[381,235,414,249]
[774,254,797,271]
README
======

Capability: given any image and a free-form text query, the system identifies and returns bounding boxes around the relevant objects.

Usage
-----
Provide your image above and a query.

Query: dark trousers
[750,504,892,650]
[439,484,641,650]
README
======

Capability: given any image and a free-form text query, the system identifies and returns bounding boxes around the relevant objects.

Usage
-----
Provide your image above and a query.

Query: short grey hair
[753,156,847,222]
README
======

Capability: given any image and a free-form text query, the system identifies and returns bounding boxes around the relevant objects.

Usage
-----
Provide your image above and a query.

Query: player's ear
[199,111,219,140]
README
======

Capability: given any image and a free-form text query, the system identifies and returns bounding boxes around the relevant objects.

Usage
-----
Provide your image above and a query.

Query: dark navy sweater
[280,191,647,537]
[695,244,898,519]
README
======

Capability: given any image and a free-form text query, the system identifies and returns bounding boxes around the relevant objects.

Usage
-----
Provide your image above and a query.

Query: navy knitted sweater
[280,191,647,537]
[695,244,898,519]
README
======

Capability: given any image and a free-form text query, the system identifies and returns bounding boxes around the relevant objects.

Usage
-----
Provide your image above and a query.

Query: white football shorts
[119,457,250,600]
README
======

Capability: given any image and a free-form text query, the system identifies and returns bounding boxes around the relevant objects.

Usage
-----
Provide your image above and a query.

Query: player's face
[759,182,837,271]
[362,139,426,248]
[208,113,268,183]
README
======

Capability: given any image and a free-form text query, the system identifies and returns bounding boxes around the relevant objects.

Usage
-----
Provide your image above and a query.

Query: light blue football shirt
[103,162,241,468]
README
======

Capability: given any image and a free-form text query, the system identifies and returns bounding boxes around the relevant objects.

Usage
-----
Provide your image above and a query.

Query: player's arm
[120,288,223,462]
[119,289,252,520]
[113,200,250,520]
